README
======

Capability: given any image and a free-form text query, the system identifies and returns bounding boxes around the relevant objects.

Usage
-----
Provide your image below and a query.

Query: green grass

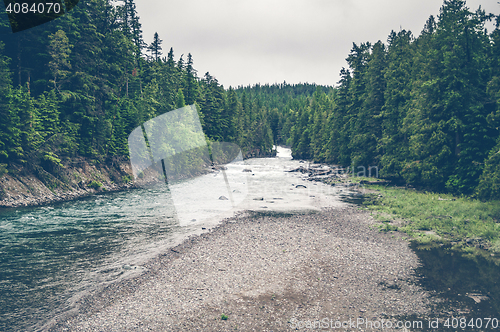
[87,180,103,190]
[363,185,500,252]
[122,175,132,183]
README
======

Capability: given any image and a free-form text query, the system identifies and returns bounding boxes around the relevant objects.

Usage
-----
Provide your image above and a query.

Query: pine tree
[379,30,414,181]
[327,67,352,165]
[10,85,35,161]
[48,30,72,91]
[127,0,146,61]
[175,88,186,109]
[223,87,238,142]
[345,42,371,167]
[200,72,223,140]
[0,41,19,163]
[35,89,60,140]
[147,32,162,62]
[353,40,385,167]
[184,53,199,105]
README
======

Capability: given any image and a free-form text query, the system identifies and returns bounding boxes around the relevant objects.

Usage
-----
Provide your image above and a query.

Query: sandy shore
[49,206,440,331]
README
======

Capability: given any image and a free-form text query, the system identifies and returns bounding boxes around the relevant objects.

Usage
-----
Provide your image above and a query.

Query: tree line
[0,0,498,201]
[251,0,499,200]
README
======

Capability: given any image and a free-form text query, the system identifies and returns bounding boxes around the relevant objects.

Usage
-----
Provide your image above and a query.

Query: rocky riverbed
[48,205,457,331]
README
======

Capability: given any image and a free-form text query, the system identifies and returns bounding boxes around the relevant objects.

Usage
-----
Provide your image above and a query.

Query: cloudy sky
[135,0,499,88]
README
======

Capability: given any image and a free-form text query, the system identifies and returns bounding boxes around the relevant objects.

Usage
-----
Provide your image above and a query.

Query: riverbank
[0,148,277,209]
[294,162,500,254]
[0,157,136,208]
[49,206,459,331]
[359,185,500,255]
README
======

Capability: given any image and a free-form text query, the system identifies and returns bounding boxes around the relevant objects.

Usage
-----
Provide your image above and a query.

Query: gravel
[49,206,438,331]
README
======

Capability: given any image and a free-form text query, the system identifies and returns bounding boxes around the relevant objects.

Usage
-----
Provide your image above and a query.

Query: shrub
[88,180,103,190]
[122,175,132,183]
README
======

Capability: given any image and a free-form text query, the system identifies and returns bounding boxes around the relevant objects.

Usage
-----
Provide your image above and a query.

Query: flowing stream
[0,147,344,331]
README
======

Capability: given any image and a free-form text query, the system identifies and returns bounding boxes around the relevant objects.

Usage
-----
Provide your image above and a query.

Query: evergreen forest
[0,0,499,200]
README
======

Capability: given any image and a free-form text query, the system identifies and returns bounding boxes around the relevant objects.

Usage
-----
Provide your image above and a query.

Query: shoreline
[0,150,277,210]
[48,206,461,331]
[0,157,136,209]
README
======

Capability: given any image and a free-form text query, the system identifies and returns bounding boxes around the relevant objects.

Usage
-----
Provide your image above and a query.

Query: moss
[122,175,132,183]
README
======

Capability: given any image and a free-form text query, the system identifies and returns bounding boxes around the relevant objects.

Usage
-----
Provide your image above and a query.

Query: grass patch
[364,185,500,251]
[122,175,132,183]
[87,180,103,190]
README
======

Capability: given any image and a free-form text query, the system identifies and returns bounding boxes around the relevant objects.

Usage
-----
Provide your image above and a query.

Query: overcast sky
[135,0,499,88]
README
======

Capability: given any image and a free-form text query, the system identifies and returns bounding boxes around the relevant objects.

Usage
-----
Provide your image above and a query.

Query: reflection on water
[411,242,500,317]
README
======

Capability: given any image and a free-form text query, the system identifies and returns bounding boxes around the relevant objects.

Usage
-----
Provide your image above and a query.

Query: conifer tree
[379,30,413,180]
[48,30,72,91]
[175,88,186,109]
[184,53,199,105]
[147,32,162,62]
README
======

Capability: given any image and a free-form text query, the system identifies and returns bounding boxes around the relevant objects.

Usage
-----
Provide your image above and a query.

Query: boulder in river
[286,166,308,173]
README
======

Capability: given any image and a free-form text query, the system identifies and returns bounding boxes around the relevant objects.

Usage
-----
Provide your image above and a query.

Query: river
[2,146,499,331]
[0,146,345,331]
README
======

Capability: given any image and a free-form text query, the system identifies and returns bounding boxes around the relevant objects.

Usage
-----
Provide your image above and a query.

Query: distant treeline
[246,0,500,200]
[0,0,499,200]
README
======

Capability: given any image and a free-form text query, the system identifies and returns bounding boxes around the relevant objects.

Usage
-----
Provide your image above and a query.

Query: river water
[0,147,345,331]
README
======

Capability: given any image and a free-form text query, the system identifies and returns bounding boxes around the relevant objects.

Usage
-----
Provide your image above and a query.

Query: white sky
[135,0,499,88]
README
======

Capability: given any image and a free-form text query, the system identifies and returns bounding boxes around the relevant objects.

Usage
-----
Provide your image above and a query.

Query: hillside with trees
[0,0,499,203]
[248,0,500,200]
[0,0,279,182]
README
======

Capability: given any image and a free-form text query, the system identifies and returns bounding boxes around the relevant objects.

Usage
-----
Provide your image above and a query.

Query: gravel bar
[50,206,436,331]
